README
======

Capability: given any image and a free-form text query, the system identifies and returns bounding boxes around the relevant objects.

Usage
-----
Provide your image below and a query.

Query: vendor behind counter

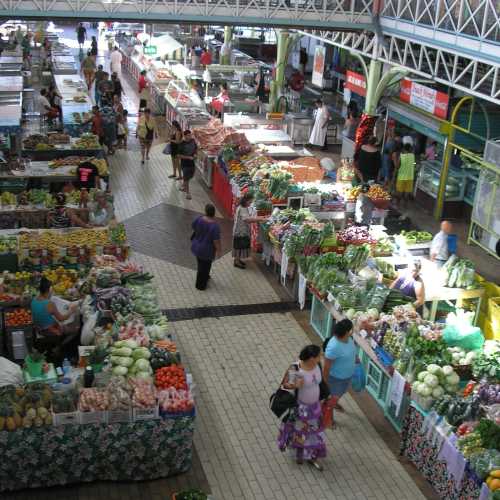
[390,260,425,310]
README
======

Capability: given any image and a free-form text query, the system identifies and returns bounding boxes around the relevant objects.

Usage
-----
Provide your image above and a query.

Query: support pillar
[269,29,290,112]
[221,26,233,65]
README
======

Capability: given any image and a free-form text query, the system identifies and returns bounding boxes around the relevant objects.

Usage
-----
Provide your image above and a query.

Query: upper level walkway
[0,0,373,31]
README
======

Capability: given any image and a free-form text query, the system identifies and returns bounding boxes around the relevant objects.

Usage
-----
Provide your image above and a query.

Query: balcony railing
[381,0,500,43]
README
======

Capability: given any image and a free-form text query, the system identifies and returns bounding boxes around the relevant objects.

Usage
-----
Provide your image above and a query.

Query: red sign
[345,70,367,97]
[400,79,449,119]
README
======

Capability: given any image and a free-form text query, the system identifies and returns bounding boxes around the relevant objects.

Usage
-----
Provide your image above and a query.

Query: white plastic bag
[0,357,23,387]
[81,312,98,346]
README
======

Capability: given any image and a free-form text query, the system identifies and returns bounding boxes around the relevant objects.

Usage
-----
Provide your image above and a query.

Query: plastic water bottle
[62,358,71,376]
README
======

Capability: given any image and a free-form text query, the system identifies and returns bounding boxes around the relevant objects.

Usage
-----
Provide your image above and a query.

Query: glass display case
[416,160,465,201]
[165,80,203,109]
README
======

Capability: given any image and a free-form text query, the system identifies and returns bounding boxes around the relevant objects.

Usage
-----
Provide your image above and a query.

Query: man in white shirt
[430,220,453,267]
[110,47,122,77]
[37,89,51,117]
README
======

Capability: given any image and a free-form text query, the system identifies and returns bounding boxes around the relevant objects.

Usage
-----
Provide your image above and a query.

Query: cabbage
[423,374,439,388]
[112,366,128,376]
[446,372,460,385]
[132,347,151,360]
[413,382,421,394]
[111,347,132,357]
[122,339,139,350]
[345,309,356,320]
[442,366,454,376]
[420,385,432,397]
[417,371,428,382]
[133,358,150,372]
[432,386,445,398]
[426,364,441,375]
[135,371,152,380]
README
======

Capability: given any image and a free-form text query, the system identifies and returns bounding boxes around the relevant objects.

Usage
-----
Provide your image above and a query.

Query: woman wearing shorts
[394,142,416,208]
[179,130,197,200]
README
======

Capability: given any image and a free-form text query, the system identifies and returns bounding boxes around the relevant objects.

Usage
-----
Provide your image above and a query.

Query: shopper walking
[323,319,357,413]
[90,36,98,61]
[277,344,326,471]
[76,23,87,49]
[110,46,123,77]
[354,136,381,183]
[88,105,105,147]
[94,64,106,105]
[168,120,183,180]
[101,100,117,155]
[179,130,197,199]
[232,193,265,269]
[138,70,149,109]
[111,72,123,99]
[81,51,96,90]
[136,108,156,165]
[394,142,416,207]
[191,204,221,290]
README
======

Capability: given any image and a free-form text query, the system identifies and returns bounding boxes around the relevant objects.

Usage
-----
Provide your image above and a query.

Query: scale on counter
[303,193,321,209]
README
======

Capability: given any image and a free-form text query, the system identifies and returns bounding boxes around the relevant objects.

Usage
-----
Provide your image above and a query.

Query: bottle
[84,366,94,388]
[62,358,71,376]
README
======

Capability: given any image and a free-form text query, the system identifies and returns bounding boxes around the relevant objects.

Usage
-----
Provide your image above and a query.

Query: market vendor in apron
[390,260,425,311]
[308,99,330,151]
[211,83,230,117]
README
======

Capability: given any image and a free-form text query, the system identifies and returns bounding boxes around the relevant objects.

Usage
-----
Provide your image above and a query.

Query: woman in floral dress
[277,344,326,471]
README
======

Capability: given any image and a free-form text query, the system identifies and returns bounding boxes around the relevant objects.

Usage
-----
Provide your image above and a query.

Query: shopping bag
[351,363,366,392]
[321,397,337,429]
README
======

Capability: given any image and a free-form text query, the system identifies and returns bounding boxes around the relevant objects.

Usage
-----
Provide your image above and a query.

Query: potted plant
[87,346,108,373]
[25,349,45,378]
[172,489,208,500]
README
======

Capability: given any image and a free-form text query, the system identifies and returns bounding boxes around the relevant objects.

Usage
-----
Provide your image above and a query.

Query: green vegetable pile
[405,325,452,371]
[473,350,500,381]
[477,419,500,451]
[443,255,476,289]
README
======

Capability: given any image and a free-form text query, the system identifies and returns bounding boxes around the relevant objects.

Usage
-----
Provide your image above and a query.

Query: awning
[387,99,446,144]
[151,34,183,56]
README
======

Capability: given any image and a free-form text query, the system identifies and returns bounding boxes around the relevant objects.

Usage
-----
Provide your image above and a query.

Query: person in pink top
[277,344,327,471]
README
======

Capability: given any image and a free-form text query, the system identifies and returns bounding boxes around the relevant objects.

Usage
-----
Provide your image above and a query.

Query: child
[117,109,128,149]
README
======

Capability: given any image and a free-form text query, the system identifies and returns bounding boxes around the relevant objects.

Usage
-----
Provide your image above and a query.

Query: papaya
[491,479,500,491]
[6,416,16,431]
[491,471,500,479]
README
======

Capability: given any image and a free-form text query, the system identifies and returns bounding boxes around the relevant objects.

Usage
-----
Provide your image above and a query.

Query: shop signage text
[144,46,157,55]
[400,79,449,119]
[345,70,367,97]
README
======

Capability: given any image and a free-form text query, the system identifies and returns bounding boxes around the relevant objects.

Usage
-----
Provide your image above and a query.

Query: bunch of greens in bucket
[175,490,207,500]
[268,170,293,200]
[443,256,476,288]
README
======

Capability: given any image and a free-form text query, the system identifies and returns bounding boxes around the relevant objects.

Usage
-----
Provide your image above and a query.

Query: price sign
[144,46,157,55]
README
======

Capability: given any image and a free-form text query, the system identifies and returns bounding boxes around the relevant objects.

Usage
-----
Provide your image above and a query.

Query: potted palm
[172,489,208,500]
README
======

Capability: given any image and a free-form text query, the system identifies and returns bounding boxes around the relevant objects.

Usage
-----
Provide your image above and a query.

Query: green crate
[310,295,334,341]
[365,359,390,408]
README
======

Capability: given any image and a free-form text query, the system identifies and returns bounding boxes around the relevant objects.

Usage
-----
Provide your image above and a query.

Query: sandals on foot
[308,460,324,471]
[168,174,176,178]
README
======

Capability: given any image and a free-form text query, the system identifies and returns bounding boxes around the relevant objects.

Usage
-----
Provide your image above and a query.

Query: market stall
[0,253,197,492]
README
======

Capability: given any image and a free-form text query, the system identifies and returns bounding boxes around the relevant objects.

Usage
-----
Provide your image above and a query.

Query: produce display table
[23,143,104,162]
[212,163,234,216]
[0,162,77,182]
[400,405,482,499]
[0,416,195,492]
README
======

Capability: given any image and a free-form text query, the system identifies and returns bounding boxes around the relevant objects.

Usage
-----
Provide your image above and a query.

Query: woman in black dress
[90,36,98,61]
[168,120,183,180]
[354,136,381,183]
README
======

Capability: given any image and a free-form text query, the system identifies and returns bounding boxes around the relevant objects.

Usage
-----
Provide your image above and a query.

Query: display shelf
[416,160,465,202]
[384,381,411,433]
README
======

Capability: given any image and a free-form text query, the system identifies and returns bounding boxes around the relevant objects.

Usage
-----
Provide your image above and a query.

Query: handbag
[351,363,366,392]
[318,363,330,401]
[233,235,250,250]
[270,363,298,420]
[162,143,171,155]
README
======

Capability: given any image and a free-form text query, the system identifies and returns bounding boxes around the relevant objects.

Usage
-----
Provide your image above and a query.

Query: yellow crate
[477,310,486,330]
[489,297,500,334]
[483,319,497,340]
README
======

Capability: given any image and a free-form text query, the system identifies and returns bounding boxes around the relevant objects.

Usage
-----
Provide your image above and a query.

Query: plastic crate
[159,407,196,419]
[310,295,334,341]
[107,409,132,423]
[79,411,107,425]
[53,411,79,426]
[133,405,159,421]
